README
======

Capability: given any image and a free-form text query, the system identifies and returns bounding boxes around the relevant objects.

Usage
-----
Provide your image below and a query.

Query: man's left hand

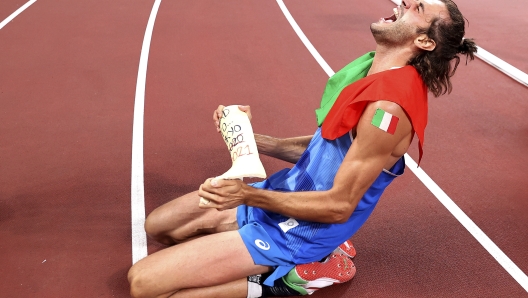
[198,178,248,210]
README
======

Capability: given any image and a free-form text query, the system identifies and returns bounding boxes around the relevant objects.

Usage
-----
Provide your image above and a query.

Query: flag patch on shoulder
[371,108,399,134]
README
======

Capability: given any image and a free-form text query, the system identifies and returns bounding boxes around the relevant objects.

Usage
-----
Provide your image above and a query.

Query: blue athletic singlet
[237,127,405,285]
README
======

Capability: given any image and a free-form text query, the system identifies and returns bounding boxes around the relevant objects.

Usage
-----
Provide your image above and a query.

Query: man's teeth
[380,8,398,23]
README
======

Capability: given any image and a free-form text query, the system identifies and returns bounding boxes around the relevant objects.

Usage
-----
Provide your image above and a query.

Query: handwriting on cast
[220,107,253,162]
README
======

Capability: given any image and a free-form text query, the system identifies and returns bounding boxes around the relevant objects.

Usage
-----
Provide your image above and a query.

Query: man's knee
[144,211,178,245]
[144,202,239,245]
[144,211,162,239]
[128,265,156,298]
[129,262,181,298]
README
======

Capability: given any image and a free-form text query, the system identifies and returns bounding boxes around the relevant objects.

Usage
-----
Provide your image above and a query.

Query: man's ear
[414,34,436,51]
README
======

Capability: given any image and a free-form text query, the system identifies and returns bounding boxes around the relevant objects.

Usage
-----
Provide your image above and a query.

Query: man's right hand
[213,105,252,133]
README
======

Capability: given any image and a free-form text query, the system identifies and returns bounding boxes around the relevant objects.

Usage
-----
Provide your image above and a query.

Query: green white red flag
[371,108,399,134]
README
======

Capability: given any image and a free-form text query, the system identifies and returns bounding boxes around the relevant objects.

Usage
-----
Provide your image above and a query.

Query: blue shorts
[237,204,296,286]
[237,205,292,266]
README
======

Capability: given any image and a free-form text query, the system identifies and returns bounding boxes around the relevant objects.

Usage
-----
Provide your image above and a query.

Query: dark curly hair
[408,0,478,97]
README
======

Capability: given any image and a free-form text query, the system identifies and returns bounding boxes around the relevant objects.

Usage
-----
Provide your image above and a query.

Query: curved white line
[388,0,528,87]
[276,0,528,292]
[131,0,162,264]
[276,0,334,77]
[404,157,528,292]
[0,0,37,30]
[474,46,528,87]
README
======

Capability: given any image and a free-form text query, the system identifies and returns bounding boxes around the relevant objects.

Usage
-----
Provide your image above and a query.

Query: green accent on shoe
[284,267,308,285]
[281,276,308,296]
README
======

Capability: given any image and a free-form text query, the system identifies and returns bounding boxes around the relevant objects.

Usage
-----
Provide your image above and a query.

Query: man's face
[371,0,448,47]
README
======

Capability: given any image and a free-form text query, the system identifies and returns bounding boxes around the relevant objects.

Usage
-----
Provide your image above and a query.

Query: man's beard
[370,21,417,47]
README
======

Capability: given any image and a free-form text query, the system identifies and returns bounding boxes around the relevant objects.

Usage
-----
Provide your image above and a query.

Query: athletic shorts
[237,204,293,266]
[237,204,296,286]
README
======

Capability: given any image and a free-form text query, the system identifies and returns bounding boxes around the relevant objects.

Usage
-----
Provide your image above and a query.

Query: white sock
[247,275,263,298]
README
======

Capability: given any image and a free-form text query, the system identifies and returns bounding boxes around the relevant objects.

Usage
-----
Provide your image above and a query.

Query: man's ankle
[247,272,303,297]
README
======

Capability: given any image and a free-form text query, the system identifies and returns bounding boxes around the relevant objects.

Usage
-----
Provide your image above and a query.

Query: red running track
[0,0,526,297]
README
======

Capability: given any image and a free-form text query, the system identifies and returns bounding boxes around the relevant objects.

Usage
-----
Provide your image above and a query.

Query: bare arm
[201,101,413,224]
[255,134,313,164]
[212,104,312,164]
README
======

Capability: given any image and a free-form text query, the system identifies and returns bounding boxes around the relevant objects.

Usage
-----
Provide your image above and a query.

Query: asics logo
[254,239,270,250]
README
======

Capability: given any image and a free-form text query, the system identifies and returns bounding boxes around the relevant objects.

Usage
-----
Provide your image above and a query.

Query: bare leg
[145,190,238,245]
[128,230,270,298]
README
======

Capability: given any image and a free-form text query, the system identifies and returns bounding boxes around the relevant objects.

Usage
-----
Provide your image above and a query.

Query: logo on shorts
[254,239,270,251]
[278,218,299,233]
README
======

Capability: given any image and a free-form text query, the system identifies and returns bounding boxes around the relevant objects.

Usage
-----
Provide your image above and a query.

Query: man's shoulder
[359,101,409,130]
[365,100,405,114]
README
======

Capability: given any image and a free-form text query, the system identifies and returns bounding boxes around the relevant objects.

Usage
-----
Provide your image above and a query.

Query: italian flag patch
[371,108,399,135]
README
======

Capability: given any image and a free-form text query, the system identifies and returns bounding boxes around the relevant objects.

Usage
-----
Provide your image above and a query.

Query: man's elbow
[331,210,352,224]
[327,202,354,224]
[326,190,356,224]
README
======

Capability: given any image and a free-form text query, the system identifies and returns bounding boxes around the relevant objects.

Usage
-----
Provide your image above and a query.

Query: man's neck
[368,45,415,76]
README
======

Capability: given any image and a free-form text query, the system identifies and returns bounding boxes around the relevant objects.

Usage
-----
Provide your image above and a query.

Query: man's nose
[401,0,411,9]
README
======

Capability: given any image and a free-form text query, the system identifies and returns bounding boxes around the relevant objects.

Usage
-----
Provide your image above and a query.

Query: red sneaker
[333,239,356,259]
[282,252,356,295]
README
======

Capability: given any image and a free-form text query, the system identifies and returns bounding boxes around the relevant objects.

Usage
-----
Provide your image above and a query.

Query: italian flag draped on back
[315,52,429,164]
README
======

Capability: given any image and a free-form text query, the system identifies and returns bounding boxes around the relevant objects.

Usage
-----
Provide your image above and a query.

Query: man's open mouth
[381,7,400,23]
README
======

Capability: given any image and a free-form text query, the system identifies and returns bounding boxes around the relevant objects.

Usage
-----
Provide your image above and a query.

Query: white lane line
[0,0,37,30]
[404,158,528,292]
[474,46,528,87]
[276,0,528,293]
[276,0,333,78]
[131,0,162,264]
[387,0,528,87]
